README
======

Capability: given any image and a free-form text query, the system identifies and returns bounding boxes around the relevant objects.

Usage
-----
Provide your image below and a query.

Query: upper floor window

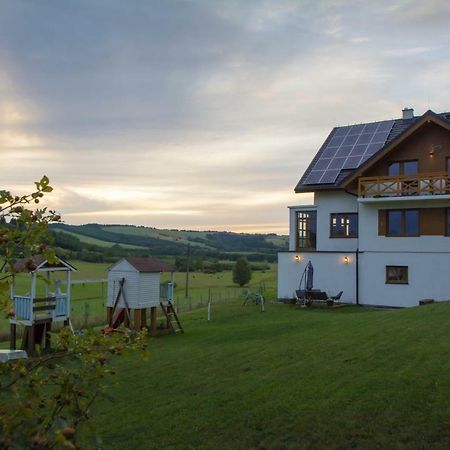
[330,213,358,238]
[388,160,418,176]
[296,211,317,250]
[387,209,419,236]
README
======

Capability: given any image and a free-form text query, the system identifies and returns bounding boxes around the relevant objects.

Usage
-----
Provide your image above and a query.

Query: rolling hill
[50,223,288,263]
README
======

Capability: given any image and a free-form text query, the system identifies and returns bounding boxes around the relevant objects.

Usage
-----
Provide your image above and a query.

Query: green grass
[83,301,450,449]
[0,262,277,337]
[53,229,145,249]
[105,225,215,249]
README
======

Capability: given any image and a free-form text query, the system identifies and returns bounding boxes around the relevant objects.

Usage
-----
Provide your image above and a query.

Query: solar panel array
[303,120,395,185]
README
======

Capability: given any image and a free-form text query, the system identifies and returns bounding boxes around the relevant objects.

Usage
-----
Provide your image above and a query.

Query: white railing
[13,296,33,321]
[12,294,69,323]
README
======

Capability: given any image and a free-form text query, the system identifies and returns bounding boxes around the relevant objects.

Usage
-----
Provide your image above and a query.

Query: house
[278,108,450,307]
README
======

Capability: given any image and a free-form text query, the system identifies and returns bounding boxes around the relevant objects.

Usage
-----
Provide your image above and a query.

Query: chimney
[402,107,414,120]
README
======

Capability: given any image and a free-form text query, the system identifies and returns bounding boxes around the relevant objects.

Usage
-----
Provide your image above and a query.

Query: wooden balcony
[359,172,450,198]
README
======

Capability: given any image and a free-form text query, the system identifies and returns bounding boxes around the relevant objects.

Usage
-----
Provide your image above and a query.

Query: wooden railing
[359,172,450,198]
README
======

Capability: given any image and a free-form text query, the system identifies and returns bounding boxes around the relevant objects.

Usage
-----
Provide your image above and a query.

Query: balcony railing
[359,172,450,198]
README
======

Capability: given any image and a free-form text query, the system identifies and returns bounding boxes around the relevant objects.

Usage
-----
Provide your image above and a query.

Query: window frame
[296,210,317,251]
[329,212,358,238]
[386,209,420,237]
[385,266,409,285]
[388,159,419,176]
[446,208,450,237]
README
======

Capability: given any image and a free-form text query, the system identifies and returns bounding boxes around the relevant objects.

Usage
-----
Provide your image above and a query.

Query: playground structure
[106,257,183,335]
[9,256,76,355]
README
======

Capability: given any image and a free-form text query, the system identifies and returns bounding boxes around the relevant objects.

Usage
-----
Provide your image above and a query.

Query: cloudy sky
[1,0,450,233]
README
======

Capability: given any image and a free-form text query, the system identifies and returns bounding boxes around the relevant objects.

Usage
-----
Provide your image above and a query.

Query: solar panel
[303,120,395,185]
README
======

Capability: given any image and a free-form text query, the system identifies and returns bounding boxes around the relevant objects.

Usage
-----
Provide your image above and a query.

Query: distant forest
[50,223,288,269]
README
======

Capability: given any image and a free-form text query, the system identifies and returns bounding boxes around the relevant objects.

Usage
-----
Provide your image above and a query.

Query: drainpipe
[356,248,359,305]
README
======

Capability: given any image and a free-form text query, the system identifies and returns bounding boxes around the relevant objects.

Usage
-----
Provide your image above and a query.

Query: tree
[232,257,252,287]
[0,177,147,448]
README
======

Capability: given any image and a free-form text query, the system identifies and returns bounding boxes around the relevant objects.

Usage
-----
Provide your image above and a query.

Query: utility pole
[184,244,190,297]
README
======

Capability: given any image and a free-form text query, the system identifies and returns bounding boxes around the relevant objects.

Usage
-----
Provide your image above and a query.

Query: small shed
[107,257,175,309]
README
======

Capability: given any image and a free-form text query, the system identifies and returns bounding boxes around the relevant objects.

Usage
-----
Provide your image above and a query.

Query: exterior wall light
[294,255,301,263]
[343,256,351,264]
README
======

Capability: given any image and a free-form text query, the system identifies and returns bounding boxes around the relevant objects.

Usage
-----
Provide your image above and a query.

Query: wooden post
[106,307,113,326]
[134,309,142,330]
[10,323,16,350]
[28,325,35,356]
[150,306,157,336]
[45,322,52,350]
[141,308,147,329]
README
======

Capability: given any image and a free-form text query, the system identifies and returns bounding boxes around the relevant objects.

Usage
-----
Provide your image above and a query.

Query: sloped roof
[122,256,174,273]
[295,110,450,193]
[14,255,77,273]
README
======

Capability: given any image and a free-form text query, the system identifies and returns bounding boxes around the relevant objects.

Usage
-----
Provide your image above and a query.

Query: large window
[330,213,358,238]
[296,210,317,250]
[386,266,408,284]
[388,160,418,176]
[387,209,419,236]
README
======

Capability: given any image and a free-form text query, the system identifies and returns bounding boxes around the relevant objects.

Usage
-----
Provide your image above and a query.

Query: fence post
[207,288,211,321]
[83,302,90,327]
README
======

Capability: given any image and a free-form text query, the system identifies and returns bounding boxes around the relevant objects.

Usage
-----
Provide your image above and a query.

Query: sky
[1,0,450,234]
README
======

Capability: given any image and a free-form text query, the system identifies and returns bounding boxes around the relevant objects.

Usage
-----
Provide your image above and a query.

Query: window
[296,211,317,250]
[387,209,419,236]
[330,213,358,238]
[386,266,408,284]
[447,157,450,172]
[447,209,450,236]
[388,160,418,176]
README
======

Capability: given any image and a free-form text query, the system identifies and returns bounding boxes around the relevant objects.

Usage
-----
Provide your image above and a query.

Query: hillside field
[81,300,450,449]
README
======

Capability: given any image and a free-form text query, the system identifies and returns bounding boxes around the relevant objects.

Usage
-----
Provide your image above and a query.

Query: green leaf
[40,175,49,187]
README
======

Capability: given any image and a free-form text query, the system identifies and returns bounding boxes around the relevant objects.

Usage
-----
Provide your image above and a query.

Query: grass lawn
[0,262,277,338]
[84,301,450,449]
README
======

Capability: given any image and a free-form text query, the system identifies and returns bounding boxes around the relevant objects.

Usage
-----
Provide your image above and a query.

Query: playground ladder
[160,301,184,334]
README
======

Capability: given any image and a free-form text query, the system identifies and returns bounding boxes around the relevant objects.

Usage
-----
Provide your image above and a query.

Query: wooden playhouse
[106,257,183,335]
[9,255,76,354]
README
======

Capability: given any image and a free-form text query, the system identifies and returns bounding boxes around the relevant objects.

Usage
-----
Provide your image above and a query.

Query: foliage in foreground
[0,179,147,449]
[0,328,147,449]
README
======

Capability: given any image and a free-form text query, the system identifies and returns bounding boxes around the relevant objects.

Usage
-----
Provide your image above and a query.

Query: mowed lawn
[85,301,450,449]
[0,262,277,337]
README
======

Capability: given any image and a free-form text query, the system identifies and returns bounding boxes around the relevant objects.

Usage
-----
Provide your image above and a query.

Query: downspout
[356,248,359,305]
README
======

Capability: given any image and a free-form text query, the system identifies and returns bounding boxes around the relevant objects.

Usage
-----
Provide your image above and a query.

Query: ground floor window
[296,210,317,250]
[386,266,408,284]
[330,213,358,238]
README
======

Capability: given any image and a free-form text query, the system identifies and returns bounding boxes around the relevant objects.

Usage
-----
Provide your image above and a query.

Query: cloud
[0,0,449,233]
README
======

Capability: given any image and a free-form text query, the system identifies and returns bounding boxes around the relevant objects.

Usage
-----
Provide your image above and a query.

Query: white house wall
[138,272,161,307]
[359,252,450,307]
[278,252,357,303]
[288,191,358,252]
[359,202,450,253]
[315,191,358,252]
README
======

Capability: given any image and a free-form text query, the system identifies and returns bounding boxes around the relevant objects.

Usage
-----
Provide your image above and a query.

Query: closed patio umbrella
[306,261,314,291]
